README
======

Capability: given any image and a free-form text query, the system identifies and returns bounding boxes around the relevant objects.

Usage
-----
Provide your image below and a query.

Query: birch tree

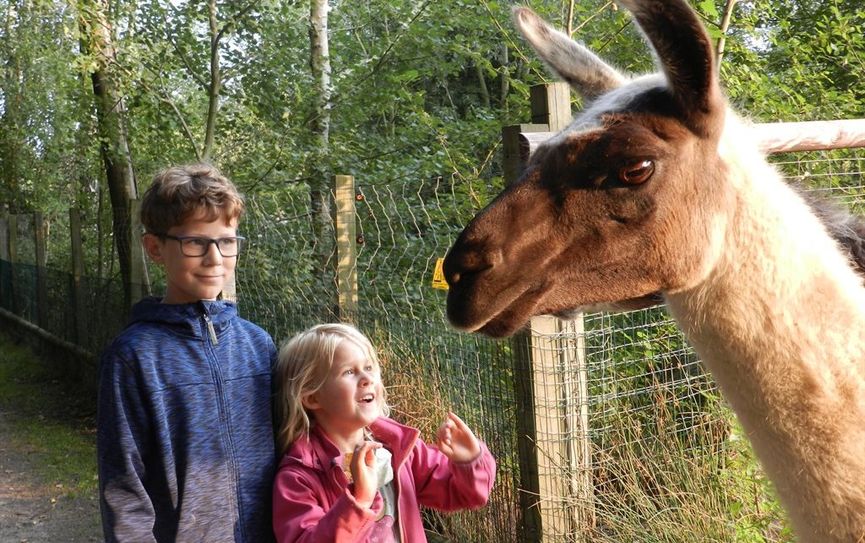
[309,0,333,288]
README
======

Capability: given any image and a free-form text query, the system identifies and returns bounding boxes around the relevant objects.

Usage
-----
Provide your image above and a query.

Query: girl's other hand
[436,412,482,463]
[350,441,382,509]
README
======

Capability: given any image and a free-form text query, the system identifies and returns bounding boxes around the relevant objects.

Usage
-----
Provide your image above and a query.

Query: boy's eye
[188,238,210,249]
[218,238,238,249]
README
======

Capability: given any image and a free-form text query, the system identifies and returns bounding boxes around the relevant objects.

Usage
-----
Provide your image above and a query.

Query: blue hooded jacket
[97,297,277,542]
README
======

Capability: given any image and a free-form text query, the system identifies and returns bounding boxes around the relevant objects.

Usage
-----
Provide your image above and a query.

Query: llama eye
[618,160,655,185]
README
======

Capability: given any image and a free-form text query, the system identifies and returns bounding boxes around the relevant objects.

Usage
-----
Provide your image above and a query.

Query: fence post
[34,212,48,329]
[6,214,18,315]
[334,174,358,321]
[0,215,7,310]
[509,82,593,542]
[70,208,86,345]
[128,198,148,307]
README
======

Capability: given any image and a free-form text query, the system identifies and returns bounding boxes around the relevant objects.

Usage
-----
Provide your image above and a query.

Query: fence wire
[0,147,863,542]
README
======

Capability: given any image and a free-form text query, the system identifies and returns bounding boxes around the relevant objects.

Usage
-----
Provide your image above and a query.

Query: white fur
[665,112,865,542]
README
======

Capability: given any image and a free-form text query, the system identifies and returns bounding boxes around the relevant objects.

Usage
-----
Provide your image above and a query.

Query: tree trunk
[309,0,335,314]
[77,0,144,308]
[202,0,221,162]
[0,1,23,212]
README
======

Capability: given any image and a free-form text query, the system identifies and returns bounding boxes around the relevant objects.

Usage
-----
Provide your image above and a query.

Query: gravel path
[0,411,102,543]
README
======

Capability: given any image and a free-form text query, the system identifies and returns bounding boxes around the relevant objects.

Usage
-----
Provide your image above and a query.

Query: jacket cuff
[343,485,384,517]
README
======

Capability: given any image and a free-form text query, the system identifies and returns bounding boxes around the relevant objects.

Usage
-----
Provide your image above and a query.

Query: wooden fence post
[0,215,7,310]
[70,208,86,345]
[510,82,594,543]
[128,198,149,307]
[334,174,358,321]
[33,212,48,329]
[6,214,18,315]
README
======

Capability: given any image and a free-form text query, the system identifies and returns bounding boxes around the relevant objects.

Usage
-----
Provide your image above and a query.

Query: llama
[442,1,865,541]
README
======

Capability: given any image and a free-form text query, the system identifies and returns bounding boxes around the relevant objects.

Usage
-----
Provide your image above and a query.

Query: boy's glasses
[156,234,246,257]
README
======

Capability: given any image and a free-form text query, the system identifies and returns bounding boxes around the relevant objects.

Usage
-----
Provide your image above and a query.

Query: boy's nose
[202,242,224,264]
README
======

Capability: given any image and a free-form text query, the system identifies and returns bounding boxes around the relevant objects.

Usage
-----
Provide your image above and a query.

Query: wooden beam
[754,119,865,153]
[518,119,865,157]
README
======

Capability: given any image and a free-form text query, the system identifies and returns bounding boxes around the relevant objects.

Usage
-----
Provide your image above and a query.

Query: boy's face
[143,211,239,304]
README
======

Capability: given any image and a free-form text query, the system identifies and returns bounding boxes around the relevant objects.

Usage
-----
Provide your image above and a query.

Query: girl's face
[304,339,384,442]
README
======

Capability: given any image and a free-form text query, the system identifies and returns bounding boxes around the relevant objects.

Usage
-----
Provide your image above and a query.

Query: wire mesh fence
[1,144,863,542]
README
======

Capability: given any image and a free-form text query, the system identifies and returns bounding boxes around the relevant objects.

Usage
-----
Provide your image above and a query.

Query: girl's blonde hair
[273,323,390,456]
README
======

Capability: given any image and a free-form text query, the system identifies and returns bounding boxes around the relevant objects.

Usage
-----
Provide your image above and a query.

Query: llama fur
[443,2,865,540]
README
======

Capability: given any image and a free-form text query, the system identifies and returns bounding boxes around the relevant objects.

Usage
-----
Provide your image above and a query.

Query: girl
[272,323,496,543]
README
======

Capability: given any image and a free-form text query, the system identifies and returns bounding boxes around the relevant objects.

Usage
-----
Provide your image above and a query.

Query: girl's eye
[343,369,354,376]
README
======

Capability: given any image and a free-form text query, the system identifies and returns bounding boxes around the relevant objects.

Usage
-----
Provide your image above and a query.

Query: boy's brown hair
[140,163,245,234]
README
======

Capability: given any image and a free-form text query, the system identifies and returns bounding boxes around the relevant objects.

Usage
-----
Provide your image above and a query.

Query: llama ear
[616,0,723,137]
[513,7,627,102]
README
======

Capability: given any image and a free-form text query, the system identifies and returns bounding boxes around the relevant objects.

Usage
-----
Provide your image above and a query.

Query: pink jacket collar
[280,417,420,473]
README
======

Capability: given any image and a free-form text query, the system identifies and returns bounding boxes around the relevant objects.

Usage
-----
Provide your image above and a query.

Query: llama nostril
[445,248,503,286]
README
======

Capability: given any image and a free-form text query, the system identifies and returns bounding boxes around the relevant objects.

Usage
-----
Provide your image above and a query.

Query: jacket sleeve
[97,346,157,543]
[409,439,497,511]
[272,464,383,543]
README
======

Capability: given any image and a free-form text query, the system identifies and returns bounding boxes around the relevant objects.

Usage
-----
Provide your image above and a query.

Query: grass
[0,331,98,498]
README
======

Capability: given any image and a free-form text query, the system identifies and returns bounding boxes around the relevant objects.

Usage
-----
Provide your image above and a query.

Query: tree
[76,0,144,306]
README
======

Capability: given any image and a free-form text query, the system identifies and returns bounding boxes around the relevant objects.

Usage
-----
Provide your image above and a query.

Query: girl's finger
[449,412,469,431]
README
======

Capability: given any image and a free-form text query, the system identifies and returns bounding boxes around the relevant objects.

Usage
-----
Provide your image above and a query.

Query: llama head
[444,0,736,337]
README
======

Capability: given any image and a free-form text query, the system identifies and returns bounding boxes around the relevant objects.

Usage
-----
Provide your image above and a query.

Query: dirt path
[0,411,102,543]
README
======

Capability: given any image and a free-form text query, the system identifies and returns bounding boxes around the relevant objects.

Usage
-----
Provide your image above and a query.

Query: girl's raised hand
[349,441,382,509]
[436,412,482,463]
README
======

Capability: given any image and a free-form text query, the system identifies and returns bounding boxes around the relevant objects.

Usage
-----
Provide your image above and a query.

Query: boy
[97,163,276,542]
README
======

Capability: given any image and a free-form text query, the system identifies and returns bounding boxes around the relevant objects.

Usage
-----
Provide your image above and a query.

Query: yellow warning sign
[432,258,449,290]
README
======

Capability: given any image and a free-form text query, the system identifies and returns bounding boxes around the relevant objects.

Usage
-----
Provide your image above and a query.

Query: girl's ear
[142,233,165,264]
[301,391,321,411]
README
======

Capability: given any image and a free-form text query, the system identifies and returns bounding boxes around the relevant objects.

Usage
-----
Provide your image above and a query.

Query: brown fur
[443,2,865,540]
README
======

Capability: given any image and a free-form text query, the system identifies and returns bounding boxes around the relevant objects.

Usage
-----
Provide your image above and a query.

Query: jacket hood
[129,296,237,337]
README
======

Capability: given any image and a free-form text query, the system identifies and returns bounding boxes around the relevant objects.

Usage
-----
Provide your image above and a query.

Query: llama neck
[663,124,865,540]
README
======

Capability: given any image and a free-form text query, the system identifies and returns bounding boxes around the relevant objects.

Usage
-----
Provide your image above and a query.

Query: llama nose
[444,246,503,286]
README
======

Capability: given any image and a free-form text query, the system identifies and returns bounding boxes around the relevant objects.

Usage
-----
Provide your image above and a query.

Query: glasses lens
[217,237,241,256]
[182,238,210,256]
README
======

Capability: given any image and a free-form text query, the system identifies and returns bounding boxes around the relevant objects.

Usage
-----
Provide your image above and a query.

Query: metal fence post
[334,174,358,321]
[510,83,594,542]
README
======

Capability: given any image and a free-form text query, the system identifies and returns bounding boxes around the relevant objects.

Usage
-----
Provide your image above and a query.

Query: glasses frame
[155,233,246,257]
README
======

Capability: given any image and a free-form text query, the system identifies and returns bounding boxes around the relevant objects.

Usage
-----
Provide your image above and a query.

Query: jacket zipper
[395,435,417,543]
[200,305,243,540]
[203,313,219,345]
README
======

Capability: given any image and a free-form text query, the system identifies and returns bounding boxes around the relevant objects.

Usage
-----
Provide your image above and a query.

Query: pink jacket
[272,416,496,542]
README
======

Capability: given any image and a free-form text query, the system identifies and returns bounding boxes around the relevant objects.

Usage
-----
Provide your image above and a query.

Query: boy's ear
[141,233,165,264]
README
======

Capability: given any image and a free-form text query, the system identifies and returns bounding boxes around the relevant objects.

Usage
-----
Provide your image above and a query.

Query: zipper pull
[203,314,219,346]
